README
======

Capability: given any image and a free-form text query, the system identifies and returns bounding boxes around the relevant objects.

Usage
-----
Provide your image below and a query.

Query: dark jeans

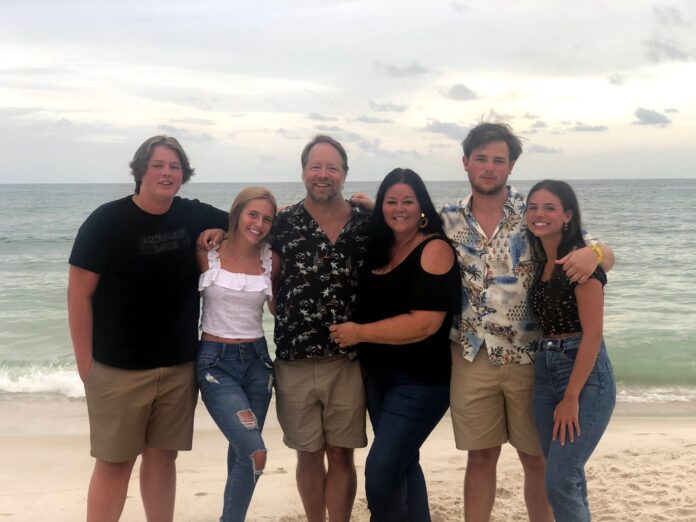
[533,336,616,522]
[364,367,450,522]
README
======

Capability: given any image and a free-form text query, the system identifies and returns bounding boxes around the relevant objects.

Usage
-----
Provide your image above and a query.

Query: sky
[1,0,695,184]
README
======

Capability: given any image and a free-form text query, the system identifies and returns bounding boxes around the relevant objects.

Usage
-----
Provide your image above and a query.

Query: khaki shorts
[274,355,367,452]
[84,360,198,462]
[450,343,541,456]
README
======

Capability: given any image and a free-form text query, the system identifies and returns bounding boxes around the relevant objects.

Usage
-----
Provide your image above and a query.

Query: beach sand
[1,396,695,521]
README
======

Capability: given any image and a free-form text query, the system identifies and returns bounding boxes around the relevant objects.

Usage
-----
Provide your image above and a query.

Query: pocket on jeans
[259,351,274,371]
[196,353,219,372]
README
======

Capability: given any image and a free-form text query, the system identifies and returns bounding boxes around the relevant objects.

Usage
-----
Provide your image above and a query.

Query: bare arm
[268,250,281,316]
[557,243,615,284]
[67,265,100,382]
[329,238,454,347]
[196,228,225,250]
[552,278,605,445]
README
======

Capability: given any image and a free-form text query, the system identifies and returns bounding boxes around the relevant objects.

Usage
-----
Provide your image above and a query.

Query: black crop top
[529,267,606,337]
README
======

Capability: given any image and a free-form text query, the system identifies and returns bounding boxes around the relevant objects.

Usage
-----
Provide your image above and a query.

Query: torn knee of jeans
[250,449,267,482]
[204,372,220,384]
[236,409,259,430]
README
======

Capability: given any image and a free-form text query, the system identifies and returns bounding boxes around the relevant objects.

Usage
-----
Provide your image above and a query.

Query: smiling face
[382,182,422,237]
[526,188,573,240]
[301,143,346,203]
[138,145,183,203]
[463,140,515,197]
[236,198,275,245]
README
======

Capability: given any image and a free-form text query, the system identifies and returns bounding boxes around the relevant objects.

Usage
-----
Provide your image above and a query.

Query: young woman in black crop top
[526,180,616,522]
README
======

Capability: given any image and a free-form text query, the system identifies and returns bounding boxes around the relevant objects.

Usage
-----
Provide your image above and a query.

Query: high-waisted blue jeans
[533,335,616,522]
[197,339,274,522]
[364,367,450,522]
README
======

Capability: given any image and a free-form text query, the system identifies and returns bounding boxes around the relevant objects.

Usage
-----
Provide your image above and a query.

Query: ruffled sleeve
[198,244,273,296]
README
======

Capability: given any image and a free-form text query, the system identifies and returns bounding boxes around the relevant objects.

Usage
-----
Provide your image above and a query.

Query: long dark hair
[367,168,445,269]
[526,179,585,280]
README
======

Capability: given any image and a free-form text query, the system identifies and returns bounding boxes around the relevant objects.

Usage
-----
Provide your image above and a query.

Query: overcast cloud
[0,0,695,183]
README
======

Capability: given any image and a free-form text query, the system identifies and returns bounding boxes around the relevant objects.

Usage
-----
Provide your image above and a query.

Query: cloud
[442,84,477,101]
[374,61,429,77]
[645,39,693,63]
[354,115,393,124]
[156,124,214,141]
[522,113,539,120]
[571,122,609,132]
[608,74,625,85]
[307,112,338,122]
[369,100,408,113]
[664,107,679,113]
[633,107,671,126]
[531,121,548,129]
[169,118,216,126]
[0,67,74,76]
[526,144,563,154]
[653,5,686,26]
[313,125,381,151]
[451,1,468,12]
[425,120,470,141]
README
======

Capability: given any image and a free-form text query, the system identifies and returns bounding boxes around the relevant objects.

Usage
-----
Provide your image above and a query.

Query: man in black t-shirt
[68,136,227,522]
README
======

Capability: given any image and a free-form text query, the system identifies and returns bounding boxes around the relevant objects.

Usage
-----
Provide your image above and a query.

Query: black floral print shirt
[271,201,370,360]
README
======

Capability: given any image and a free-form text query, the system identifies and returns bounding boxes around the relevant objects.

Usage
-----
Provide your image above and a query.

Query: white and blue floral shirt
[441,186,538,366]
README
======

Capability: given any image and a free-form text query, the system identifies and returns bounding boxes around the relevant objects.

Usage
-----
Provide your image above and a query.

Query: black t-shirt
[69,196,228,369]
[356,236,461,384]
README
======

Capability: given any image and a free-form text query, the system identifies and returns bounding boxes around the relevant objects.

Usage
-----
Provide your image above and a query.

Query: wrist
[589,243,603,265]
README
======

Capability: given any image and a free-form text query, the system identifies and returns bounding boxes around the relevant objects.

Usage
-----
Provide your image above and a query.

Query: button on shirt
[271,201,370,360]
[441,186,538,366]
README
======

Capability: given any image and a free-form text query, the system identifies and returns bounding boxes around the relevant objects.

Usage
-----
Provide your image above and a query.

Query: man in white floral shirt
[442,122,614,522]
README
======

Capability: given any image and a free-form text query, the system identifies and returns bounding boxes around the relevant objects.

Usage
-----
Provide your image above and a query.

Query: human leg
[450,346,509,521]
[542,343,616,522]
[517,450,553,522]
[501,358,551,522]
[464,446,501,522]
[197,341,273,522]
[140,448,178,522]
[297,448,329,522]
[87,458,137,522]
[83,362,158,521]
[325,444,357,522]
[364,371,449,521]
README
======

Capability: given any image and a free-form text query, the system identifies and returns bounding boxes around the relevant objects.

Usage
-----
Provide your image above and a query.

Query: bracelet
[590,243,604,264]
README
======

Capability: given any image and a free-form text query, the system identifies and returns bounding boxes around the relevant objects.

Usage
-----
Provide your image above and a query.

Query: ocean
[1,179,694,405]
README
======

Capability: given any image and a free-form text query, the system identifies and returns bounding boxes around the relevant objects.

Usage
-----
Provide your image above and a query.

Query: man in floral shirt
[271,135,370,522]
[442,122,614,522]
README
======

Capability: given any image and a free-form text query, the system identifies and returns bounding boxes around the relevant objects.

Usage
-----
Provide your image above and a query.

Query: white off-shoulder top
[198,243,273,339]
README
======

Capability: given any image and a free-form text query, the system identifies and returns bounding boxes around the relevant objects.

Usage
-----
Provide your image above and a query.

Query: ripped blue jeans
[197,339,274,522]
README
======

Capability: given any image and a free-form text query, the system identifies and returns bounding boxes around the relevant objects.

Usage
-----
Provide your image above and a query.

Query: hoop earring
[562,222,569,232]
[419,213,429,229]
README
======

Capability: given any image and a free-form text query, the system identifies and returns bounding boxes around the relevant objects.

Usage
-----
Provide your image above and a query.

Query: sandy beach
[1,396,695,522]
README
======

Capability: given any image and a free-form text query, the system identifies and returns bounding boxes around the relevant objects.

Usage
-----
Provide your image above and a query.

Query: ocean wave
[2,365,696,404]
[617,387,696,403]
[0,366,84,398]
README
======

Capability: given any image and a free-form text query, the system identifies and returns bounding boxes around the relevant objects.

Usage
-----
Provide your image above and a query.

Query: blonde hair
[228,187,277,243]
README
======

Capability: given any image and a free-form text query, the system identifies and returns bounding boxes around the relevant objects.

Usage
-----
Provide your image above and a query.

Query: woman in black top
[330,168,460,521]
[526,180,616,522]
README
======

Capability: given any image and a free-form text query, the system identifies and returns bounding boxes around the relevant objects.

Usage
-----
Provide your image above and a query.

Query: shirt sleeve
[408,247,461,313]
[68,207,109,274]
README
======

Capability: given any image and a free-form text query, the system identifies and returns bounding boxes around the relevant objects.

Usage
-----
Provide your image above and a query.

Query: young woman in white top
[196,187,276,522]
